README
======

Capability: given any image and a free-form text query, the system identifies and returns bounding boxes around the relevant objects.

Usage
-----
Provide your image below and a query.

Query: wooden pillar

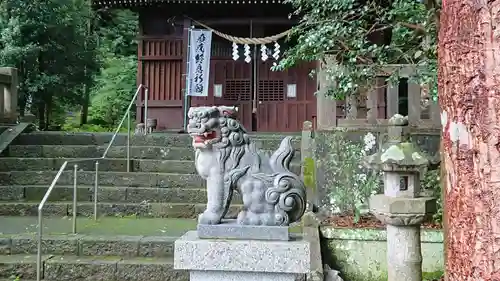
[386,80,399,118]
[346,94,358,119]
[315,59,338,129]
[407,81,421,125]
[366,81,379,124]
[429,100,440,128]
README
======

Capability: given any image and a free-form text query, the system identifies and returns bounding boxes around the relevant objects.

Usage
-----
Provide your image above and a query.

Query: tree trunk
[80,17,91,126]
[438,1,500,280]
[80,86,89,125]
[45,96,51,130]
[37,101,45,130]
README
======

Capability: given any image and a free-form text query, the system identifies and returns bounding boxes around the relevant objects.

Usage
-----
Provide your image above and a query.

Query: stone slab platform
[197,219,290,241]
[190,270,299,281]
[174,231,310,274]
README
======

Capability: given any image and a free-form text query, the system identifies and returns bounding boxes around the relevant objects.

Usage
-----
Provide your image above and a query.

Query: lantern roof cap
[364,114,431,171]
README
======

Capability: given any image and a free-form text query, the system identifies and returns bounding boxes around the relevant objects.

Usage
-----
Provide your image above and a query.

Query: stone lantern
[364,114,436,281]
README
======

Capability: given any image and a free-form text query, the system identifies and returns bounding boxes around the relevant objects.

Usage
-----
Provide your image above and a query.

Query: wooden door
[256,61,317,132]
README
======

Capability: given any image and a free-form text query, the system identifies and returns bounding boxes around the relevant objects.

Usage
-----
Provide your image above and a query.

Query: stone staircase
[0,131,302,281]
[0,125,9,134]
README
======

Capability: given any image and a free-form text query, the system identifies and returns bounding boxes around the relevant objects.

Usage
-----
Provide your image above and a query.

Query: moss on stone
[338,271,443,281]
[367,141,431,169]
[422,270,444,280]
[320,226,443,243]
[321,227,444,280]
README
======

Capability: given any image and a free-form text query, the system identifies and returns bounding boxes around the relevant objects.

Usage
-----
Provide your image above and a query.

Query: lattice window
[258,80,284,101]
[224,80,251,101]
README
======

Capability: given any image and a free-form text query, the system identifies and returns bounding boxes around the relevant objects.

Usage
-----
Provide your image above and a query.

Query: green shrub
[61,112,132,132]
[317,129,381,222]
[317,129,443,225]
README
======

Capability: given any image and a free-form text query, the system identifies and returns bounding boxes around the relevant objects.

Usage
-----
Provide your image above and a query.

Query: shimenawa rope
[189,18,291,45]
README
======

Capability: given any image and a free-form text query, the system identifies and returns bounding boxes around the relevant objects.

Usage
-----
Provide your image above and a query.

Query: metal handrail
[102,84,148,159]
[36,84,149,281]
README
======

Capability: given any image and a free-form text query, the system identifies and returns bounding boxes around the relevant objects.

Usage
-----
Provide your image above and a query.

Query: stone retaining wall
[320,226,444,281]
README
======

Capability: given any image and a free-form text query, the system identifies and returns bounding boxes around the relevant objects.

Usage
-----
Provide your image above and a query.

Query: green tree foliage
[276,0,440,100]
[98,10,138,57]
[87,10,138,128]
[89,55,137,126]
[0,0,99,129]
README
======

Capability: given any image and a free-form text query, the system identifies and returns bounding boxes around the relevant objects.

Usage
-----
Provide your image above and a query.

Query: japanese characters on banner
[187,29,212,97]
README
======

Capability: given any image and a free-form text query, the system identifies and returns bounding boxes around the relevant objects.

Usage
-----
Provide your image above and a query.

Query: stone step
[0,254,47,280]
[0,123,31,156]
[13,132,192,147]
[0,158,196,174]
[0,202,241,219]
[7,145,302,161]
[0,254,188,281]
[13,132,301,150]
[1,234,177,258]
[0,158,301,174]
[0,216,199,236]
[0,171,204,188]
[8,145,197,160]
[0,185,244,204]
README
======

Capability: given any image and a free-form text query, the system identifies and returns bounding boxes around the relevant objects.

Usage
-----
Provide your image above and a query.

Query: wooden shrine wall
[136,7,318,132]
[136,15,186,130]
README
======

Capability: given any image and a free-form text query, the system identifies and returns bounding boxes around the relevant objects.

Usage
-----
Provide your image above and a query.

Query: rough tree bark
[438,1,500,280]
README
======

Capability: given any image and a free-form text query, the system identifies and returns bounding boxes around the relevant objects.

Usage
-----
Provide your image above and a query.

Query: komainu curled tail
[266,136,307,225]
[249,136,307,226]
[269,136,295,174]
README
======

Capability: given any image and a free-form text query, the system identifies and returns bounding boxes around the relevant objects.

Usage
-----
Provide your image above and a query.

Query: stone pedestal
[0,67,18,123]
[174,231,310,281]
[370,194,433,281]
[386,225,422,281]
[197,219,290,241]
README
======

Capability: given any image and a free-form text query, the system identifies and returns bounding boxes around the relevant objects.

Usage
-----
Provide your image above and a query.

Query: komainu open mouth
[192,131,217,144]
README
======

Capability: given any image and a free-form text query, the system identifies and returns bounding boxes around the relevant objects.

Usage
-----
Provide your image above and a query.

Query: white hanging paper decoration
[260,44,268,61]
[244,44,251,63]
[272,42,280,60]
[232,42,239,61]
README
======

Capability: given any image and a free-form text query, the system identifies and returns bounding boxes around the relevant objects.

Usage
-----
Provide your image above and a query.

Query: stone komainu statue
[187,106,307,226]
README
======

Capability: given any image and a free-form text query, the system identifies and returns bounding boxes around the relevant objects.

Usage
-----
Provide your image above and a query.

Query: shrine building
[90,0,323,132]
[91,0,399,132]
